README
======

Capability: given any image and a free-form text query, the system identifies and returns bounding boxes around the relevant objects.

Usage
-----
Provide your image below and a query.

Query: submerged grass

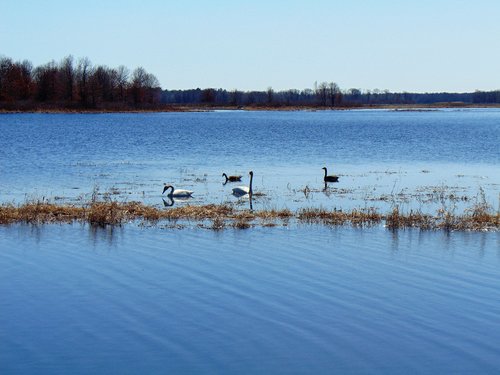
[0,200,498,231]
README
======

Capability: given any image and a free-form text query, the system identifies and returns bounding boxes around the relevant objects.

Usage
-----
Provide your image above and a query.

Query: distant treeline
[162,87,500,107]
[0,56,162,110]
[1,55,500,110]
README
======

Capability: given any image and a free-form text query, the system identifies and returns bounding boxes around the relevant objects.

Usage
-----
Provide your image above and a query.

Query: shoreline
[2,103,500,114]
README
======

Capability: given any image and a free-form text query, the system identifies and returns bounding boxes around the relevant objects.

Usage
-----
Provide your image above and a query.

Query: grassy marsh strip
[0,200,498,231]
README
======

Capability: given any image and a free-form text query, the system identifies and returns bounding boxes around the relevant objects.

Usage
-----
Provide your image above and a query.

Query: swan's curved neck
[222,173,228,181]
[324,168,327,177]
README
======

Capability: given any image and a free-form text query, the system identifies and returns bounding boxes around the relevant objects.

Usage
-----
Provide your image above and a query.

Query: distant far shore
[3,55,500,114]
[2,102,500,114]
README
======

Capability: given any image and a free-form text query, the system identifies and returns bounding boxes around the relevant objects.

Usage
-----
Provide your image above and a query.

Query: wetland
[1,109,499,374]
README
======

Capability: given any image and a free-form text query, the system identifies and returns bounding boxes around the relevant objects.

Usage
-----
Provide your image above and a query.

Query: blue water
[1,225,499,374]
[1,110,500,374]
[0,109,499,212]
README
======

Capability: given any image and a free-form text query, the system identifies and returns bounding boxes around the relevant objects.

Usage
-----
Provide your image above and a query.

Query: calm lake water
[0,109,499,212]
[1,224,500,374]
[1,110,500,374]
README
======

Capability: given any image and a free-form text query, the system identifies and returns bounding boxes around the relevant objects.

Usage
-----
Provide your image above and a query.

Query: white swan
[232,171,253,196]
[162,184,193,197]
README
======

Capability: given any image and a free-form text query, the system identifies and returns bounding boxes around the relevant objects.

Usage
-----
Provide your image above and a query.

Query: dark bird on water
[222,173,242,182]
[322,167,339,182]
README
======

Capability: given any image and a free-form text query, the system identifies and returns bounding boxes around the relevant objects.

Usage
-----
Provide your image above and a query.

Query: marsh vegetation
[1,195,497,231]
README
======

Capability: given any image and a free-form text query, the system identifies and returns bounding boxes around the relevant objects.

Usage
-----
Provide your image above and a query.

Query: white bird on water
[162,184,193,198]
[232,171,253,196]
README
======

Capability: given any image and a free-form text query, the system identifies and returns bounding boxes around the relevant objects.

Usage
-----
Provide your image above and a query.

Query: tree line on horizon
[0,55,161,110]
[1,55,500,110]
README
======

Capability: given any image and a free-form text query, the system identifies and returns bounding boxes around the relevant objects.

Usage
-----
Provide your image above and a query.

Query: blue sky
[1,0,499,92]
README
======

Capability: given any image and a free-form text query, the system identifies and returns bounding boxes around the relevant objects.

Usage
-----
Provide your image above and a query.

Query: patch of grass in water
[0,197,498,231]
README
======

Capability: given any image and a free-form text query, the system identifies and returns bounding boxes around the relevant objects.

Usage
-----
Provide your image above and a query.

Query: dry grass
[385,207,434,230]
[452,203,499,231]
[0,200,498,231]
[0,201,235,226]
[384,204,499,231]
[0,201,82,224]
[297,208,382,227]
[255,208,293,220]
[210,216,226,231]
[231,218,252,229]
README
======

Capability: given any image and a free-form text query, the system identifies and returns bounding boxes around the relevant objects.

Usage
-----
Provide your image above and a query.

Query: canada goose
[232,171,253,196]
[322,167,339,182]
[162,184,193,197]
[222,173,242,182]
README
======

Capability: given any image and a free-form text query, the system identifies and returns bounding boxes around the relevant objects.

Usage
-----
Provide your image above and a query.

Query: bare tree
[328,82,341,107]
[267,86,274,105]
[131,67,160,105]
[201,88,216,104]
[34,61,58,102]
[316,82,328,106]
[229,89,242,106]
[0,57,33,102]
[59,55,74,101]
[115,65,129,101]
[89,65,113,107]
[76,57,92,107]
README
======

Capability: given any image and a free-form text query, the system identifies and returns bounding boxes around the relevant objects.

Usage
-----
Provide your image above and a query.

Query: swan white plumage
[162,184,193,197]
[232,171,253,196]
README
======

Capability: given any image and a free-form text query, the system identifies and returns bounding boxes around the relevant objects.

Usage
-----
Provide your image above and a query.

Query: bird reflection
[322,181,332,196]
[162,197,174,207]
[163,196,194,207]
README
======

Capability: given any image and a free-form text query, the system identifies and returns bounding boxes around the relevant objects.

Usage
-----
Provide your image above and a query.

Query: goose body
[322,167,339,182]
[222,173,242,182]
[232,171,253,196]
[162,185,193,197]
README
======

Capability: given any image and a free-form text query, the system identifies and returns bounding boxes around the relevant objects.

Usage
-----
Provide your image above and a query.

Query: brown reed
[0,200,498,231]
